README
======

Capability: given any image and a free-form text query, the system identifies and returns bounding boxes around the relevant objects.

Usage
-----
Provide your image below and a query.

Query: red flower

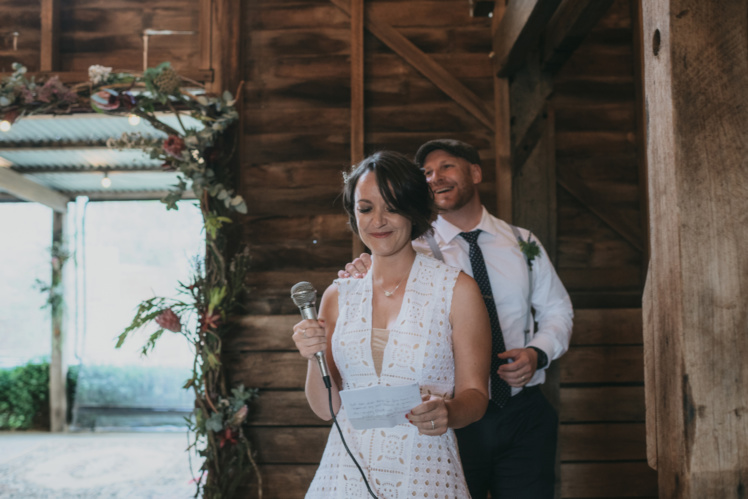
[155,308,182,332]
[218,427,238,448]
[163,135,185,159]
[200,311,222,331]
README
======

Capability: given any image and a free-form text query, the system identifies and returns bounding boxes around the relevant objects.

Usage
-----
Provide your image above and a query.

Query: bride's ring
[302,328,307,338]
[430,420,435,430]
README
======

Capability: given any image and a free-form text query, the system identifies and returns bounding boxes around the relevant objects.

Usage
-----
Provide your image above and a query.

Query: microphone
[291,281,332,388]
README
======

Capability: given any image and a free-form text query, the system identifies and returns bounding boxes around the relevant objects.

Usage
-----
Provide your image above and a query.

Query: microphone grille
[291,281,317,307]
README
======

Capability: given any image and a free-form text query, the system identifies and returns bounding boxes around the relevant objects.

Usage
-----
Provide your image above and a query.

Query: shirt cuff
[528,346,549,370]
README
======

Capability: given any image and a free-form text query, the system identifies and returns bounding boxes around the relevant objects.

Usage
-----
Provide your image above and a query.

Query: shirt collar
[433,206,500,244]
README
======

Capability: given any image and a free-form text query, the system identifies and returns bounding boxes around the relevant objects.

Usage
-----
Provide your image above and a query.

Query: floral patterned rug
[0,432,196,498]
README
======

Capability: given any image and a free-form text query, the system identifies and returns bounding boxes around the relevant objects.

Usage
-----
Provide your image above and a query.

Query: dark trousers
[455,386,558,499]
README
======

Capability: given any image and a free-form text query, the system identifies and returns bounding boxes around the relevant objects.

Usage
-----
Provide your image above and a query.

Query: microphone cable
[325,381,378,499]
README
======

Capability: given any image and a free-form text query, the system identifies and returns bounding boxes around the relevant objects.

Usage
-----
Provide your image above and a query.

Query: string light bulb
[0,120,11,132]
[127,114,141,126]
[101,171,112,188]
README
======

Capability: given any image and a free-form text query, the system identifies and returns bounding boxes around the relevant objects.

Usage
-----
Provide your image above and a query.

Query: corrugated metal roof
[0,113,205,200]
[0,113,202,145]
[0,149,159,170]
[24,171,185,193]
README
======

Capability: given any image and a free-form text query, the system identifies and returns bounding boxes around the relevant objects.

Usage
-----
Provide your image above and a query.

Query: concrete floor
[0,431,197,498]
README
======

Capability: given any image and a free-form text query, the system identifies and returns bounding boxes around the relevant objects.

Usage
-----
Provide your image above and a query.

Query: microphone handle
[299,304,332,387]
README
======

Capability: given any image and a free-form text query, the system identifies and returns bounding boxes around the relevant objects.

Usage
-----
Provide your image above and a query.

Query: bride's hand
[292,319,327,360]
[407,394,448,436]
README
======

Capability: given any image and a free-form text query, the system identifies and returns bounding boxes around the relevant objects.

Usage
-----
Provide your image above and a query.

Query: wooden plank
[40,0,60,71]
[571,308,643,345]
[557,267,642,291]
[557,162,644,252]
[244,242,352,270]
[560,423,647,461]
[493,0,562,77]
[569,290,643,310]
[492,1,512,223]
[247,390,328,426]
[239,464,317,499]
[226,351,308,389]
[329,0,495,131]
[542,0,615,74]
[49,211,66,432]
[643,1,748,495]
[0,167,69,213]
[560,386,645,422]
[227,315,299,351]
[244,214,350,242]
[247,426,329,463]
[560,346,643,384]
[560,461,658,497]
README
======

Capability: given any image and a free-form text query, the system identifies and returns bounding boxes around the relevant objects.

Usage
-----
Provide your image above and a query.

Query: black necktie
[460,230,510,407]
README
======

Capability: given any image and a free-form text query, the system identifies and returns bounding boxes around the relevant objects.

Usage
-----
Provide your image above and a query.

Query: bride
[292,150,490,498]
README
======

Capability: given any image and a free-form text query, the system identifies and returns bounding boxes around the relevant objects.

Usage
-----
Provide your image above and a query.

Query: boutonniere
[519,235,541,268]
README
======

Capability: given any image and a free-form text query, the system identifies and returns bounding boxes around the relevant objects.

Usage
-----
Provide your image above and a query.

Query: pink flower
[163,135,185,159]
[155,308,181,332]
[36,77,76,104]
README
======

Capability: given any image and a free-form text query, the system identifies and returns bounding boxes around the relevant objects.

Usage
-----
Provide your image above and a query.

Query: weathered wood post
[642,1,748,496]
[50,211,67,432]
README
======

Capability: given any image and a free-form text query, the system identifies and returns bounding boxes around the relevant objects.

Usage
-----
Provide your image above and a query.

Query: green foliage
[0,361,50,430]
[519,236,541,268]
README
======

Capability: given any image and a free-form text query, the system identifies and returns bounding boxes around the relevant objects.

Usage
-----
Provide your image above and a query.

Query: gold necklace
[381,276,405,297]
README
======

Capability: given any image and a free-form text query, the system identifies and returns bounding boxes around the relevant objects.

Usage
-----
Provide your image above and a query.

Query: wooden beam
[49,211,67,432]
[493,1,512,223]
[643,1,748,495]
[40,0,60,72]
[330,0,495,131]
[0,70,214,84]
[199,0,212,71]
[0,167,69,213]
[542,0,615,74]
[350,0,366,259]
[631,0,650,275]
[209,0,241,95]
[494,0,562,77]
[557,164,644,252]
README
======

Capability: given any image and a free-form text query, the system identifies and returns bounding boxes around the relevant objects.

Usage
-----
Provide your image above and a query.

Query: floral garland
[1,62,260,498]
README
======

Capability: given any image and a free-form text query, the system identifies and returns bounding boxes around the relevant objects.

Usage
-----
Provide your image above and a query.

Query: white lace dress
[306,253,471,499]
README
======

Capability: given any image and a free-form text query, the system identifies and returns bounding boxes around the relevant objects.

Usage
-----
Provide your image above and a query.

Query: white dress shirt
[413,206,573,394]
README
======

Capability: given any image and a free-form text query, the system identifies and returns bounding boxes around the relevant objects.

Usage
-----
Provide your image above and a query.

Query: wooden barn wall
[552,0,656,497]
[0,0,203,74]
[0,0,657,497]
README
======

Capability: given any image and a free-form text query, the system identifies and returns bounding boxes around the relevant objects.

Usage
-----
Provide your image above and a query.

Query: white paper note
[339,383,422,430]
